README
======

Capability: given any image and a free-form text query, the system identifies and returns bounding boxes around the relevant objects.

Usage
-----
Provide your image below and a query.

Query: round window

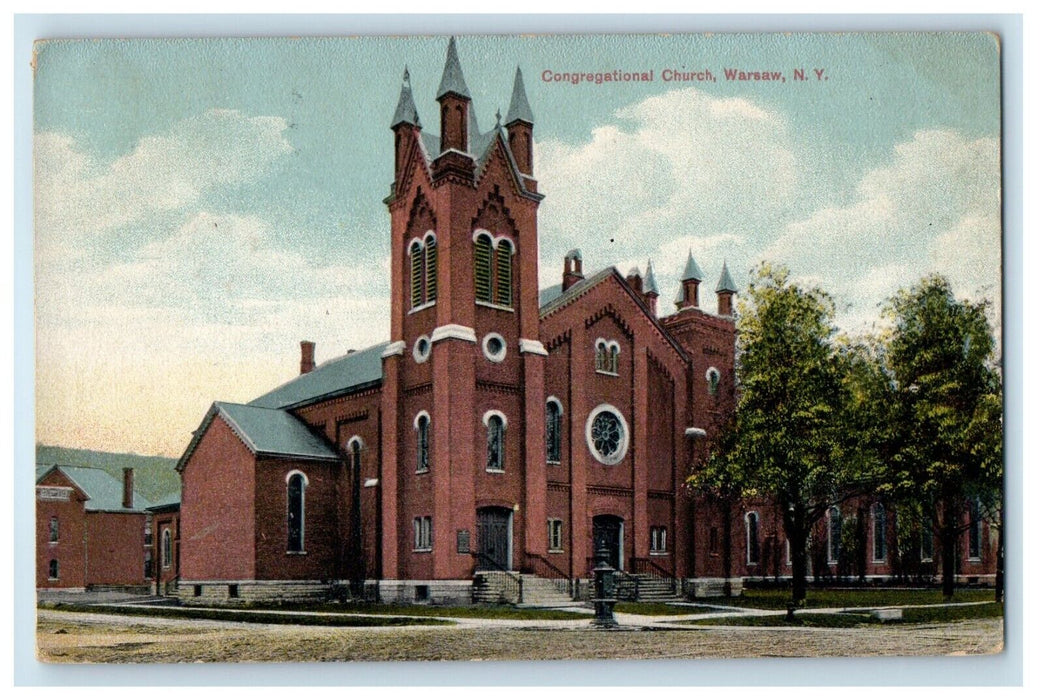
[412,335,431,363]
[482,333,507,363]
[585,404,629,465]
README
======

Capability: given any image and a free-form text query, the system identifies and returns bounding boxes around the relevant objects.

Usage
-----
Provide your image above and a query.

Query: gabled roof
[505,66,534,125]
[540,266,691,363]
[436,36,471,100]
[215,402,339,462]
[37,465,154,512]
[250,342,387,410]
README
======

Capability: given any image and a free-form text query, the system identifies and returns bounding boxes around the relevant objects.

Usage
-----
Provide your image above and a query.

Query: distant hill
[36,445,181,504]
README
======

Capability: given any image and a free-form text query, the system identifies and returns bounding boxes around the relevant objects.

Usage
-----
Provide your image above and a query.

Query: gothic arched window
[424,233,437,303]
[545,399,562,464]
[474,231,514,308]
[415,412,431,473]
[485,412,506,472]
[495,240,512,306]
[409,240,424,308]
[161,528,172,569]
[48,559,59,580]
[287,472,307,553]
[746,512,760,565]
[474,233,493,303]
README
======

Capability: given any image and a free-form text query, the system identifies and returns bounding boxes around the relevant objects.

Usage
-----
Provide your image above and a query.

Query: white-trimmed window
[48,516,59,544]
[409,231,437,310]
[413,516,433,551]
[827,506,842,564]
[968,499,982,561]
[595,338,620,375]
[745,512,760,565]
[484,410,507,472]
[413,335,432,363]
[287,471,308,553]
[473,230,514,308]
[706,366,721,396]
[414,412,431,473]
[482,332,507,363]
[48,559,59,580]
[548,518,564,552]
[872,502,887,562]
[650,526,668,554]
[545,398,562,464]
[585,404,629,466]
[161,528,172,569]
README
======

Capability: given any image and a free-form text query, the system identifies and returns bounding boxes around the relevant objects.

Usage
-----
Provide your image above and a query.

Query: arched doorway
[592,514,624,570]
[476,506,513,571]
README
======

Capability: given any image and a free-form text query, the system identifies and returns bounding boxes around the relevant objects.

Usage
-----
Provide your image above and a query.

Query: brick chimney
[300,340,316,374]
[123,468,134,509]
[562,249,584,292]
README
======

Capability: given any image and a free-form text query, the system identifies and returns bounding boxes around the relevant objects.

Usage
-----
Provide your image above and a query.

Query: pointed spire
[495,108,502,126]
[437,36,471,100]
[681,249,704,282]
[716,261,738,293]
[391,65,421,128]
[643,260,659,295]
[506,66,534,125]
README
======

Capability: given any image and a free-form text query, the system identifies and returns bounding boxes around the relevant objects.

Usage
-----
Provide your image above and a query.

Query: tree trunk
[784,507,808,605]
[941,496,957,600]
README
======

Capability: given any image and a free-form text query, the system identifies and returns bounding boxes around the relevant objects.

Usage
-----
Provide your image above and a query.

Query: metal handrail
[472,551,523,602]
[522,552,570,581]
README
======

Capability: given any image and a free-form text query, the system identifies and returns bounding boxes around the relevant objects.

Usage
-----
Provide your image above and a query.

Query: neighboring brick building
[175,38,996,604]
[36,464,181,593]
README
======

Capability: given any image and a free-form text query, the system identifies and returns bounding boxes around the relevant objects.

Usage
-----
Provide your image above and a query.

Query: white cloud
[534,87,797,289]
[35,109,292,261]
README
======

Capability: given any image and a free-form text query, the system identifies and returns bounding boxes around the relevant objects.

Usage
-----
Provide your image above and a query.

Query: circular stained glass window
[585,404,629,465]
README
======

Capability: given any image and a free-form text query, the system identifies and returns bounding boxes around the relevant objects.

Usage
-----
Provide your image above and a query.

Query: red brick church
[174,38,996,604]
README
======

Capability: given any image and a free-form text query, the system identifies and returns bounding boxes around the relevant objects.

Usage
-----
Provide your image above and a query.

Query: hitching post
[591,546,618,628]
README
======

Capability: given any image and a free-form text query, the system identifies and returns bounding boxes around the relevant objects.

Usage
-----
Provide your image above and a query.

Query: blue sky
[33,33,1001,456]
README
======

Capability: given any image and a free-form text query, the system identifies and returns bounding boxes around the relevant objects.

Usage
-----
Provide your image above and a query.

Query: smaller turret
[391,66,421,184]
[562,249,584,292]
[626,267,643,296]
[716,262,738,316]
[505,66,534,176]
[643,260,660,316]
[675,250,703,311]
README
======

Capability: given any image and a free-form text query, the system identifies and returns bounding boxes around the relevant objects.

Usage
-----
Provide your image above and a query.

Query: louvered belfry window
[474,234,493,303]
[425,237,437,302]
[495,240,512,306]
[410,241,424,308]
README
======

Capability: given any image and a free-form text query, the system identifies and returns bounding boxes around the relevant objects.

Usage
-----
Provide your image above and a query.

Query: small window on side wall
[706,367,721,396]
[287,472,307,553]
[48,558,59,580]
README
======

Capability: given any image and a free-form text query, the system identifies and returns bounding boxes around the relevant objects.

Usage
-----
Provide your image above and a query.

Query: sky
[33,33,1001,458]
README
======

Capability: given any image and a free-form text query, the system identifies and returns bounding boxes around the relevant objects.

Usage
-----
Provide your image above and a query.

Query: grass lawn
[180,601,592,621]
[695,588,996,610]
[686,602,1003,628]
[613,602,717,616]
[38,602,453,627]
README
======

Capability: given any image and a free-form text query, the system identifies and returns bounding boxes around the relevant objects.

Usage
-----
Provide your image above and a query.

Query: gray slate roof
[37,465,155,512]
[505,66,534,124]
[539,267,616,316]
[215,402,339,462]
[716,262,739,293]
[250,342,387,409]
[391,66,421,128]
[681,250,704,281]
[437,36,471,100]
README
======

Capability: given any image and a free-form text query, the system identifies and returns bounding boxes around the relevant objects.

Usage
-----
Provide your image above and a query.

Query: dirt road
[36,609,1003,663]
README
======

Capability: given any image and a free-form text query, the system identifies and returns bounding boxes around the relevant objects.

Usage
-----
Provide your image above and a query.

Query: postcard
[33,31,1004,665]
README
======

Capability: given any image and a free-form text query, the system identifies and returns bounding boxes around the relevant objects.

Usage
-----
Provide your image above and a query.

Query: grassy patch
[882,602,1003,624]
[613,602,715,616]
[177,601,592,621]
[694,588,995,610]
[688,602,1003,628]
[39,602,452,627]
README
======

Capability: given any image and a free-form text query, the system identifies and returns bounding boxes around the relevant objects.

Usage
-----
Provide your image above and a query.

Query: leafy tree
[879,275,1002,599]
[693,263,871,606]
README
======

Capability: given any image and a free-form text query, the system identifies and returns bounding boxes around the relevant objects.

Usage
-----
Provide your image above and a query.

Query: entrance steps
[518,574,575,606]
[586,573,685,603]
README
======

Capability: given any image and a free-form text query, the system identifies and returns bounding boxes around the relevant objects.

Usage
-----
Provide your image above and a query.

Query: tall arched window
[416,413,431,473]
[474,233,493,302]
[287,472,307,552]
[595,339,620,374]
[424,233,437,302]
[595,341,608,372]
[872,502,887,562]
[495,240,512,306]
[48,559,59,580]
[49,516,59,543]
[746,512,760,565]
[409,240,424,308]
[827,506,842,564]
[545,399,562,464]
[706,367,721,396]
[485,412,506,472]
[161,528,172,569]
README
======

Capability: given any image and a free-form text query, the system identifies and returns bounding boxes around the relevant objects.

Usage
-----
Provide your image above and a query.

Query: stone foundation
[377,579,473,606]
[683,578,744,598]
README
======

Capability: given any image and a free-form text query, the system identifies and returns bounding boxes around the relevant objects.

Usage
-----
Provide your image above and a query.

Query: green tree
[879,275,1002,599]
[695,263,869,606]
